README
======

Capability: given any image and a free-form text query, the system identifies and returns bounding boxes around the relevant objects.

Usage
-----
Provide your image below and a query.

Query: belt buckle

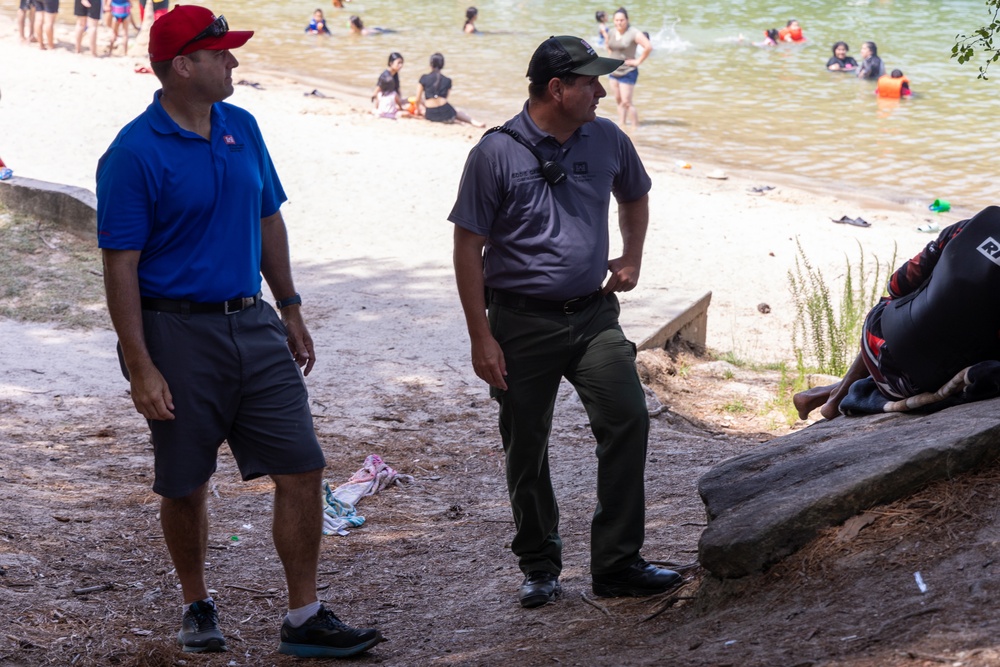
[224,298,243,315]
[563,296,583,315]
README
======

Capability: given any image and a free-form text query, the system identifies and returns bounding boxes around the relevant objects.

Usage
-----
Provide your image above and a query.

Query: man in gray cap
[450,35,680,609]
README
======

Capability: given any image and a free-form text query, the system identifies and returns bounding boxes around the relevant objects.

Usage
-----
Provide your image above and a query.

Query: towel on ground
[322,454,415,536]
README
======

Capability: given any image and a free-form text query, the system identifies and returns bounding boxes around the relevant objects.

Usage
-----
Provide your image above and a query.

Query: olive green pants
[489,293,649,577]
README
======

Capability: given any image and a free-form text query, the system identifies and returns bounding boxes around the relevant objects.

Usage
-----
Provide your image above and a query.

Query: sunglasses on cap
[175,14,229,58]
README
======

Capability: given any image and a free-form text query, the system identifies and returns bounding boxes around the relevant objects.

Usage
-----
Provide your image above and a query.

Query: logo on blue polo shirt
[573,162,588,174]
[223,135,245,152]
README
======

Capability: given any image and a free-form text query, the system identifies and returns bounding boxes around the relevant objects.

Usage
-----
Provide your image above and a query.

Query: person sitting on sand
[827,41,857,71]
[875,69,911,97]
[349,15,391,35]
[415,52,485,127]
[371,51,404,105]
[777,19,805,43]
[794,206,1000,421]
[464,6,478,33]
[306,8,331,34]
[857,41,885,80]
[373,71,405,119]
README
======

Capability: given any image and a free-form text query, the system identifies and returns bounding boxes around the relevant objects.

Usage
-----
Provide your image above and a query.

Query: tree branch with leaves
[953,0,1000,79]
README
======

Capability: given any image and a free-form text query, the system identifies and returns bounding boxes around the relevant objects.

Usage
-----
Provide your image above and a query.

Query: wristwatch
[276,293,302,309]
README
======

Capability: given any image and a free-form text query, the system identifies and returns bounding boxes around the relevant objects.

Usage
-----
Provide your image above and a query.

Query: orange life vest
[876,75,911,98]
[778,26,805,42]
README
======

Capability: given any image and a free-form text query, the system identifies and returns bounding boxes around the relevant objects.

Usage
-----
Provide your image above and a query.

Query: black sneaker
[177,600,226,653]
[278,605,384,658]
[592,559,682,598]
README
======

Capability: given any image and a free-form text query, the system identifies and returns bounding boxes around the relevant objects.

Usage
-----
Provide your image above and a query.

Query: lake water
[15,0,1000,208]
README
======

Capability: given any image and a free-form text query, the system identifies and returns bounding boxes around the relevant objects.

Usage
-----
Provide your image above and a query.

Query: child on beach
[595,10,609,47]
[373,71,405,119]
[106,0,133,55]
[306,9,331,34]
[371,52,404,105]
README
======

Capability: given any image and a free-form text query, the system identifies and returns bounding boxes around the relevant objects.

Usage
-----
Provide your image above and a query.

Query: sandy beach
[0,14,966,372]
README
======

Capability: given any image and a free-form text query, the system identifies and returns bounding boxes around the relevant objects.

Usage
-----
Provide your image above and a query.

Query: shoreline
[0,15,959,366]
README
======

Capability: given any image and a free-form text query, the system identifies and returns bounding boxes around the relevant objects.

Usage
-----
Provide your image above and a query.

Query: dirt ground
[5,214,1000,667]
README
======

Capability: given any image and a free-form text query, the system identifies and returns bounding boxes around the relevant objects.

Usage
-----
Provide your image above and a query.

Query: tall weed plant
[788,239,897,377]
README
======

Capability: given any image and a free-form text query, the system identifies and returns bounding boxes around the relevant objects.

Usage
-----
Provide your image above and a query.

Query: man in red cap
[96,5,383,658]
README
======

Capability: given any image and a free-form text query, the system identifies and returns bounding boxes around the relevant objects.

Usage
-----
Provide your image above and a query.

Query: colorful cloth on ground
[321,454,415,536]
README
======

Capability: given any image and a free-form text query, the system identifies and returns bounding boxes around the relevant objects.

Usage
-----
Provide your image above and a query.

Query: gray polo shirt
[448,102,651,301]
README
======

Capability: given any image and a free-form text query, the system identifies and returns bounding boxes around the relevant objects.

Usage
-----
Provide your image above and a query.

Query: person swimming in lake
[349,15,392,35]
[752,28,779,47]
[777,19,805,43]
[857,41,885,79]
[415,52,485,127]
[463,6,478,33]
[827,41,857,71]
[876,69,911,97]
[306,9,331,34]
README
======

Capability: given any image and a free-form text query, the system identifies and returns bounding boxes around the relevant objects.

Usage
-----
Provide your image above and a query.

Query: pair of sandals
[832,215,871,228]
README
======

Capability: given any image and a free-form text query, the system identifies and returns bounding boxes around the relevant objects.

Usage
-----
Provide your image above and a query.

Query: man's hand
[281,307,316,376]
[602,256,641,294]
[128,360,175,420]
[471,333,507,390]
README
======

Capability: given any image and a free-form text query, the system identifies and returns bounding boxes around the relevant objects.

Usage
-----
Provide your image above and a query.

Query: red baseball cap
[149,5,254,62]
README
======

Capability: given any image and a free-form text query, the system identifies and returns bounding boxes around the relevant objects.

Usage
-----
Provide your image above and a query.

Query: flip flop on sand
[237,80,264,90]
[832,216,871,228]
[747,185,774,194]
[133,65,153,74]
[917,223,940,233]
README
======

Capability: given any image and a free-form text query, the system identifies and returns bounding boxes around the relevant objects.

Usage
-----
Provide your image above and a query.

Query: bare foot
[819,400,842,420]
[792,383,838,420]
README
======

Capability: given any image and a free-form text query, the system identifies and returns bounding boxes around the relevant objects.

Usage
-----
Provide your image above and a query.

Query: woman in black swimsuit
[415,53,485,126]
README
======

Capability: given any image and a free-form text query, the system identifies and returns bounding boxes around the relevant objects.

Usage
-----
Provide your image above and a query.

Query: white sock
[285,601,322,628]
[183,597,214,615]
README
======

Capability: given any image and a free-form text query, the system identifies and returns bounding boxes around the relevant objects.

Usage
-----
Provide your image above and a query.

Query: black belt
[490,288,603,315]
[140,292,261,315]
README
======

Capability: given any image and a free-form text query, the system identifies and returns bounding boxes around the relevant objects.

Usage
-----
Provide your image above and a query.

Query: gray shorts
[120,300,326,498]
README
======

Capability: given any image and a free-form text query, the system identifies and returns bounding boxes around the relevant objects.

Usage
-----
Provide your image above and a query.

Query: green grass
[0,209,107,329]
[787,238,896,377]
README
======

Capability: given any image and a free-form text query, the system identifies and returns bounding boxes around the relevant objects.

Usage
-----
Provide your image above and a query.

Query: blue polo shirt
[448,102,651,301]
[97,91,286,302]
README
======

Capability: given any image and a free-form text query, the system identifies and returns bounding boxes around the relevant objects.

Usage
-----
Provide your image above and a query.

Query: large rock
[0,176,96,238]
[697,399,1000,578]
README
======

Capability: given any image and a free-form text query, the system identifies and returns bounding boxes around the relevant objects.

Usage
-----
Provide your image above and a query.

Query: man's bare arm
[603,193,649,294]
[260,210,315,376]
[102,248,175,420]
[453,226,507,390]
